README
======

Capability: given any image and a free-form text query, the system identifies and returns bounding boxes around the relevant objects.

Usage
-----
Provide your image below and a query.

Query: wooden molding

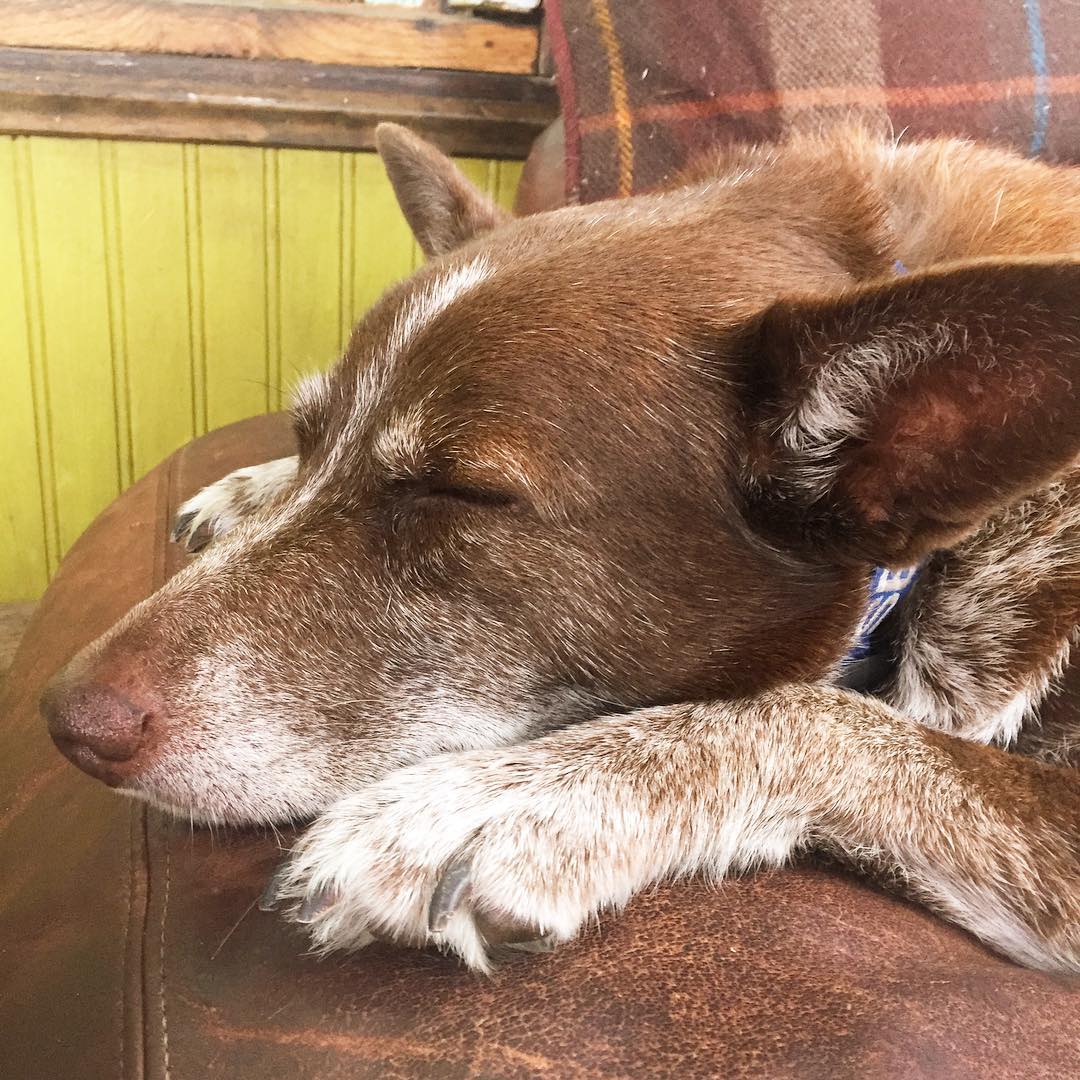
[0,47,558,156]
[1,0,540,76]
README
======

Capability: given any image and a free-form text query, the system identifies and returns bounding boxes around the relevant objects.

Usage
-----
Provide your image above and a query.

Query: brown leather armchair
[5,402,1080,1077]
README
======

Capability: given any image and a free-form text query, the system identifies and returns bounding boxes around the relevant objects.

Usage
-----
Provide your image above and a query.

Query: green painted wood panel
[351,152,416,322]
[275,147,346,404]
[24,138,122,560]
[0,135,522,602]
[0,139,50,601]
[198,145,272,432]
[112,140,198,481]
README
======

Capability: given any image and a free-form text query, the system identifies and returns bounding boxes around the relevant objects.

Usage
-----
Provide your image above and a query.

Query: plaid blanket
[545,0,1080,202]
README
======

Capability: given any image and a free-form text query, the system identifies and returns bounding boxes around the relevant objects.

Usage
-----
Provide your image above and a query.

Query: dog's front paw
[262,748,638,971]
[171,456,298,552]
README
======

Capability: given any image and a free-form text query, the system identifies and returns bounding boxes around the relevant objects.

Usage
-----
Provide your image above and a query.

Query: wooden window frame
[0,1,557,157]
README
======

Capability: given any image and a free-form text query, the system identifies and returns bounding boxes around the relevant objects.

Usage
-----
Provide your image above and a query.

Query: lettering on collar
[845,566,920,663]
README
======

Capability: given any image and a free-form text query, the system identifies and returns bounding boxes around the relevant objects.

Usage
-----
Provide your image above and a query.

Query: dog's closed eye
[383,479,521,549]
[392,478,519,512]
[418,482,517,508]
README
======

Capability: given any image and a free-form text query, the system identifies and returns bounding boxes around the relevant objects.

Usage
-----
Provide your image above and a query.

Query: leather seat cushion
[3,413,1079,1079]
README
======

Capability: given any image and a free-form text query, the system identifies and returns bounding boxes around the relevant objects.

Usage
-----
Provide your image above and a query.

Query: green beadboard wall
[0,135,522,602]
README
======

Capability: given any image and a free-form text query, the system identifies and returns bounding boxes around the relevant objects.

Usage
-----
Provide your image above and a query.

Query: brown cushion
[4,413,1080,1079]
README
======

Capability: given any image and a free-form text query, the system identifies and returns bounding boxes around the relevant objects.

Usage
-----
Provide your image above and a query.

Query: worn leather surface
[4,412,1080,1079]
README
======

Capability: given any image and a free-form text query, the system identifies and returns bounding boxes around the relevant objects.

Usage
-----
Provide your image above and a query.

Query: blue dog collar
[844,566,920,663]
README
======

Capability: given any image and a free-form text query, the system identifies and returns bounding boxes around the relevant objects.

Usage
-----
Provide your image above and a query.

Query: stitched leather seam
[122,804,150,1080]
[159,832,172,1080]
[131,808,151,1080]
[120,808,130,1079]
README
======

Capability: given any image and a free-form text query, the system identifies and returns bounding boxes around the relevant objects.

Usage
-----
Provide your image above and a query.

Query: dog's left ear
[375,123,510,257]
[743,259,1080,565]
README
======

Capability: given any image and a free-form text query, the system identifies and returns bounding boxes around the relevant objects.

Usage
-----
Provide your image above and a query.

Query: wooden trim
[0,0,540,76]
[0,47,558,157]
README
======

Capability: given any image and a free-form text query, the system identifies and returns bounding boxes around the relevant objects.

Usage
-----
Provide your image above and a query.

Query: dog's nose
[41,674,156,786]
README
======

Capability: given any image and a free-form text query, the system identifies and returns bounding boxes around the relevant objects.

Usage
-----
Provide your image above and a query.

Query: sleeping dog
[42,124,1080,973]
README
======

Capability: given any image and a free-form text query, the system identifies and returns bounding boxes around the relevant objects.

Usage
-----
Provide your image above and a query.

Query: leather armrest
[3,413,1077,1079]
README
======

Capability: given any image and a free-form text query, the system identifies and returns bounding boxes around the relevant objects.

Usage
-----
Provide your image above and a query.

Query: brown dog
[42,125,1080,973]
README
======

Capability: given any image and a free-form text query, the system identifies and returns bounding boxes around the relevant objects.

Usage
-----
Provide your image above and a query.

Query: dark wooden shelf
[0,46,558,156]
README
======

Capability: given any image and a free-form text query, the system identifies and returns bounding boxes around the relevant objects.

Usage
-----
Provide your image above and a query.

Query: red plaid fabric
[545,0,1080,202]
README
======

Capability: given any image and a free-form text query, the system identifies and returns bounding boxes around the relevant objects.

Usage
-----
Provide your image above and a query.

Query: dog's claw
[186,521,214,553]
[170,510,196,544]
[428,857,474,933]
[258,865,290,912]
[296,885,341,925]
[428,857,548,948]
[260,866,350,933]
[505,935,557,954]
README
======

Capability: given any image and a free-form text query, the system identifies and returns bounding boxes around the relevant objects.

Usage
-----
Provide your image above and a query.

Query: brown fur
[41,125,1080,973]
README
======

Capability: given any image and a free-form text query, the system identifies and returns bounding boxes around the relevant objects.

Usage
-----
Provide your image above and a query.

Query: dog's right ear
[740,259,1080,565]
[375,123,510,258]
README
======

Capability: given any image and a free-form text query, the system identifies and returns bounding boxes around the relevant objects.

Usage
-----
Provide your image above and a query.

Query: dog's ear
[375,123,510,257]
[743,260,1080,565]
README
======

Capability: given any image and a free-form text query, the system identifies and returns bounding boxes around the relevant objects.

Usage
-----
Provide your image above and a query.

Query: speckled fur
[45,125,1080,975]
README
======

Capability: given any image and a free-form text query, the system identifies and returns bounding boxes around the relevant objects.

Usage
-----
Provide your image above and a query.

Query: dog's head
[42,127,1080,823]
